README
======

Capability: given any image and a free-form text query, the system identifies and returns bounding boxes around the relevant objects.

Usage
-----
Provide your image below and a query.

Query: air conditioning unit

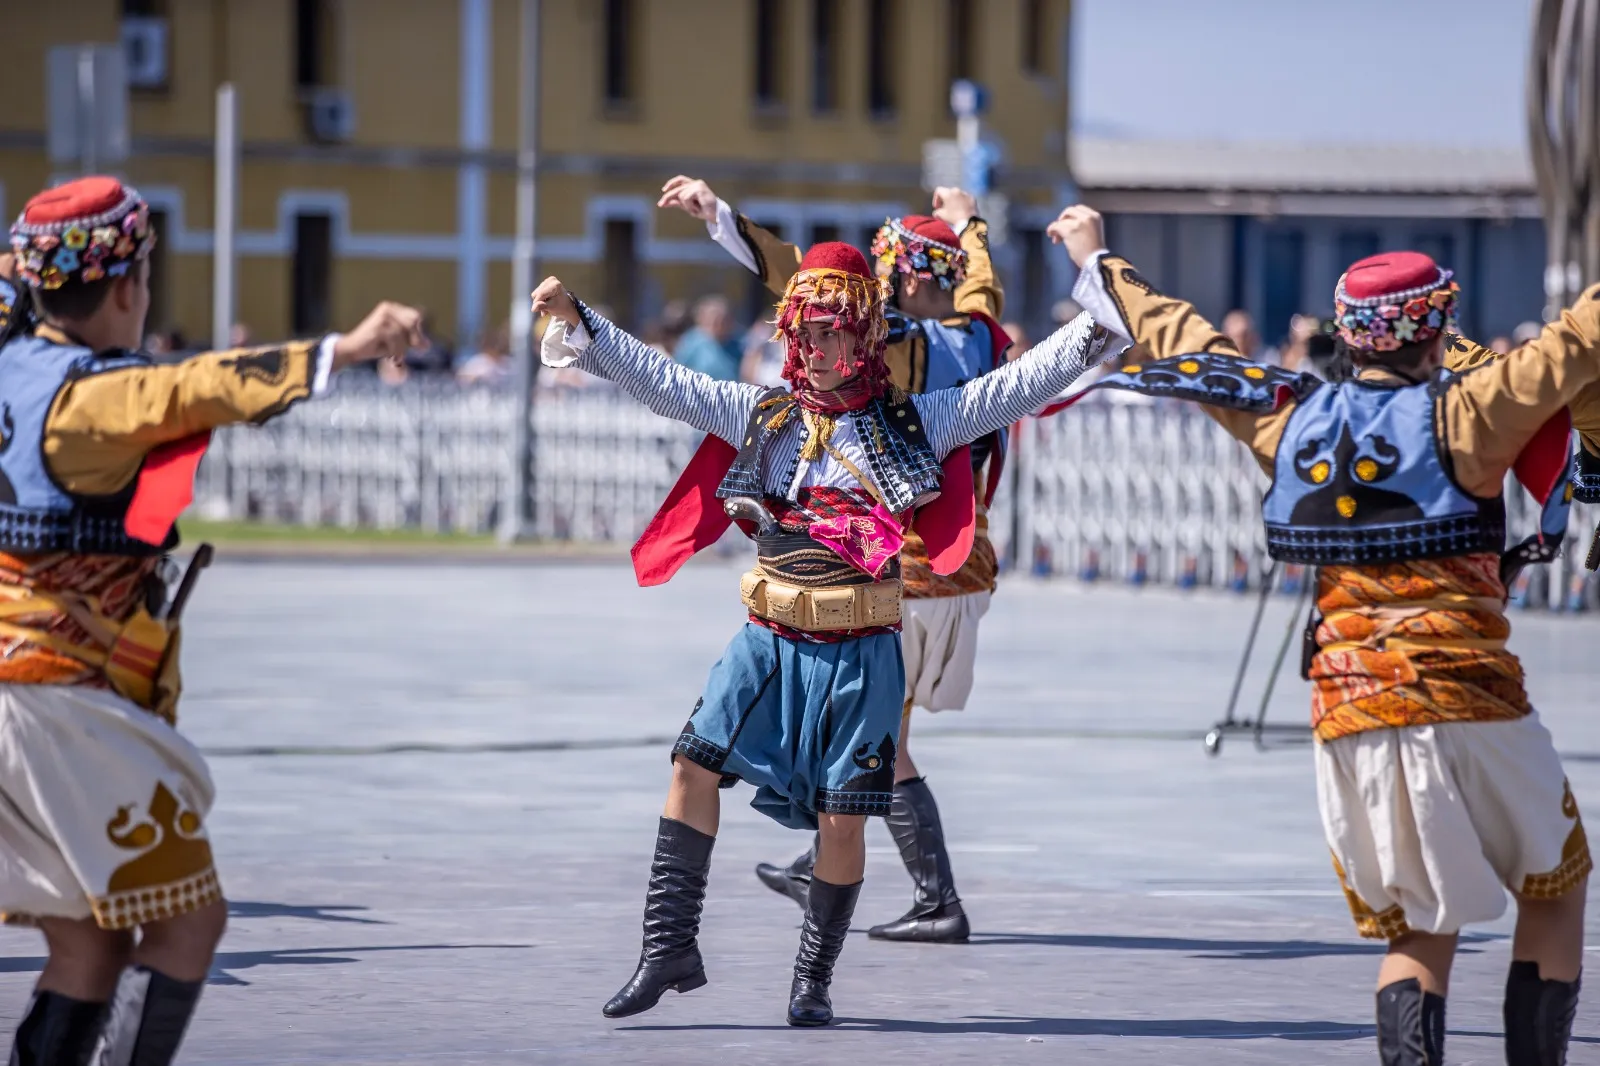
[304,88,355,144]
[121,17,169,89]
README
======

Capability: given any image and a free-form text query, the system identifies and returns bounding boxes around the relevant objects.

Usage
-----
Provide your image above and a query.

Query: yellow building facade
[0,0,1072,349]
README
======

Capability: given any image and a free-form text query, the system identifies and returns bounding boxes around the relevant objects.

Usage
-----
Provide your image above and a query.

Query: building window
[1261,227,1305,349]
[809,222,841,246]
[867,0,895,117]
[1413,233,1458,272]
[295,0,339,89]
[811,0,839,114]
[946,0,974,93]
[1021,0,1047,75]
[603,0,636,107]
[754,0,785,110]
[291,212,333,335]
[602,219,638,331]
[1335,231,1379,273]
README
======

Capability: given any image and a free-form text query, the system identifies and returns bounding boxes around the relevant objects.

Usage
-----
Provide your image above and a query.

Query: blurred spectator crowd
[143,297,1548,397]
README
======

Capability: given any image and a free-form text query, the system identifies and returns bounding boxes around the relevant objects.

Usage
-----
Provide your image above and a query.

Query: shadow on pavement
[228,901,389,925]
[626,1017,1600,1043]
[0,943,531,987]
[207,943,531,986]
[963,931,1494,960]
[624,1016,1375,1040]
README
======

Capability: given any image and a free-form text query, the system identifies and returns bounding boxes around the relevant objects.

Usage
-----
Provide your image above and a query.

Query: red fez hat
[10,176,154,290]
[798,241,872,278]
[898,214,962,249]
[21,176,136,227]
[1340,252,1449,303]
[1334,251,1458,353]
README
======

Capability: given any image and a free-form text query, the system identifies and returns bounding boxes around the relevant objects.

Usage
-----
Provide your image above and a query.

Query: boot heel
[671,969,708,994]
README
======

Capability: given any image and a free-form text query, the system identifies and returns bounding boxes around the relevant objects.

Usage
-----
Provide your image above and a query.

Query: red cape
[630,438,976,588]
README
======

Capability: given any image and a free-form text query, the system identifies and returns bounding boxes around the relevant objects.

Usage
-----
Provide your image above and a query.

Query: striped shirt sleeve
[916,311,1106,459]
[542,305,765,445]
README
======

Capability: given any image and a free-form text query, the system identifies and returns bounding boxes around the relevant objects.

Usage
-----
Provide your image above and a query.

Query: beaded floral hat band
[1333,255,1459,353]
[869,217,967,290]
[10,178,156,291]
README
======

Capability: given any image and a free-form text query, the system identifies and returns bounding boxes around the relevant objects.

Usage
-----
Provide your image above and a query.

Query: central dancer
[657,175,1009,942]
[530,246,1108,1027]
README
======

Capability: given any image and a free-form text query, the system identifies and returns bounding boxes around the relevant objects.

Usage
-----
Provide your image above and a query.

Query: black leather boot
[603,817,715,1019]
[754,834,815,910]
[86,966,204,1066]
[867,777,969,942]
[787,876,861,1027]
[1504,960,1581,1065]
[10,989,104,1066]
[1375,978,1446,1066]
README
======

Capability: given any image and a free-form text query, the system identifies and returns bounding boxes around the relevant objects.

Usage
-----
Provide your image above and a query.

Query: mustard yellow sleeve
[1079,252,1289,473]
[1440,333,1499,373]
[1443,285,1600,497]
[734,214,803,297]
[45,340,321,495]
[952,219,1003,320]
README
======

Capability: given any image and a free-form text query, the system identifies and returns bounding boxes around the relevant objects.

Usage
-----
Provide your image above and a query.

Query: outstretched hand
[658,175,720,222]
[1047,205,1106,269]
[531,276,580,328]
[931,186,977,232]
[331,302,427,371]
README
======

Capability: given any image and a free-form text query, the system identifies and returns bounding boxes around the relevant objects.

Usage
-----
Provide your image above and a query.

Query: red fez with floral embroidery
[773,241,891,410]
[870,213,967,290]
[9,176,155,290]
[1334,251,1459,353]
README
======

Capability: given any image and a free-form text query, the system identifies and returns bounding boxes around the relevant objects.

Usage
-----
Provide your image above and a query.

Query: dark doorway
[291,212,332,335]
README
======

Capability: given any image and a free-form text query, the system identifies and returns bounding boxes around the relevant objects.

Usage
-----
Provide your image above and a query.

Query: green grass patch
[177,518,497,548]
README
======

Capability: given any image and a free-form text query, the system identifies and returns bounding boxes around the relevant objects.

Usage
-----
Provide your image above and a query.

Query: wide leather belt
[741,568,903,631]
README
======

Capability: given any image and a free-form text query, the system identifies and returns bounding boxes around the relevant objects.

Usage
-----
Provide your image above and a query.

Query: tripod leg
[1252,580,1314,748]
[1221,561,1277,727]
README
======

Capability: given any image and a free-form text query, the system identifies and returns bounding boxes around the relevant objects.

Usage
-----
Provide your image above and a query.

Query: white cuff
[312,334,340,396]
[1069,250,1134,343]
[539,318,591,368]
[707,199,761,275]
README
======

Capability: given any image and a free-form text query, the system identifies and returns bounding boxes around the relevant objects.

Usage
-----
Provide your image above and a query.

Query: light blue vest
[1261,375,1505,563]
[1083,354,1569,569]
[0,332,166,554]
[919,316,993,392]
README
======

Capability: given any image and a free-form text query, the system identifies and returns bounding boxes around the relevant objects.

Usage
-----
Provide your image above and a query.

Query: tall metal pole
[212,83,238,351]
[77,48,99,174]
[500,0,540,545]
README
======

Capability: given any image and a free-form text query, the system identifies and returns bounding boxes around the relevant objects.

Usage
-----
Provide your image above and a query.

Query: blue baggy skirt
[672,624,903,830]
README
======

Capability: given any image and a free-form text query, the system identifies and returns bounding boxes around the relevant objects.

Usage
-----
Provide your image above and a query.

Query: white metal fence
[192,382,1600,609]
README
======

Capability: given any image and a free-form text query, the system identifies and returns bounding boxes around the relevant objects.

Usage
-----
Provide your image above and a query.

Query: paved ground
[2,558,1597,1064]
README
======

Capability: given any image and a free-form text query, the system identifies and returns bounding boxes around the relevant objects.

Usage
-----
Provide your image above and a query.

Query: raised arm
[1443,285,1600,496]
[45,302,423,495]
[928,187,1005,321]
[1054,204,1288,474]
[916,312,1107,458]
[533,277,764,445]
[660,175,801,296]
